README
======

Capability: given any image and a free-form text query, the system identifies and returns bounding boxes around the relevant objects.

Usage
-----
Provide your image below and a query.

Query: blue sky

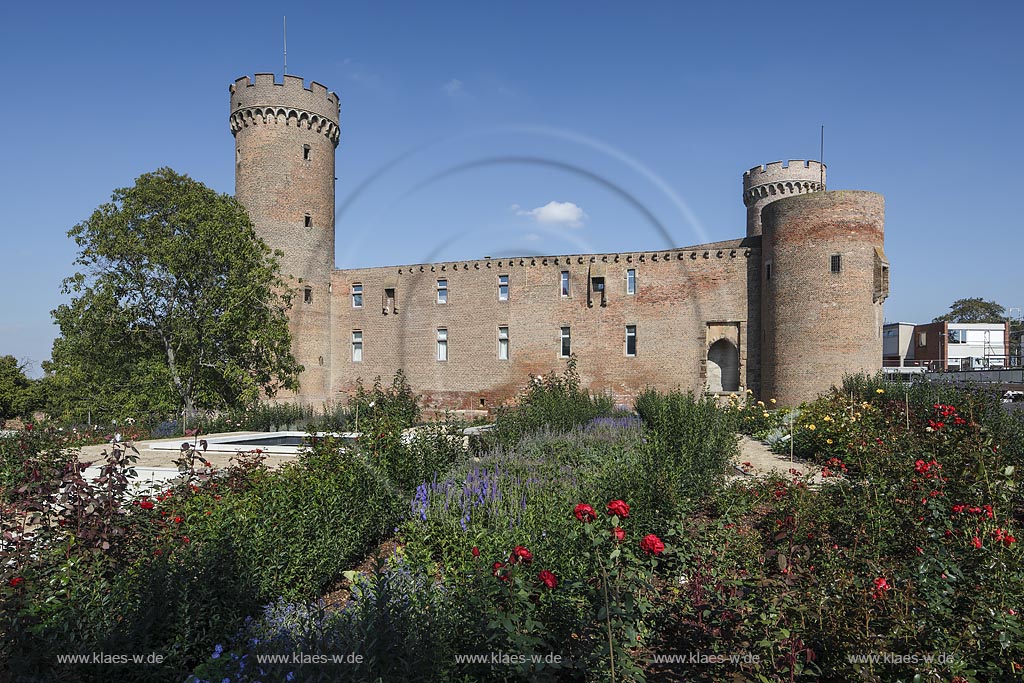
[2,1,1022,376]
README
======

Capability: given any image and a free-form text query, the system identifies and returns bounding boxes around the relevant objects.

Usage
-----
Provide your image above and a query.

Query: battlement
[743,160,825,190]
[230,73,339,124]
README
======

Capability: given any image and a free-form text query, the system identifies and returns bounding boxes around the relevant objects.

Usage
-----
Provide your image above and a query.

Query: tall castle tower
[230,73,340,404]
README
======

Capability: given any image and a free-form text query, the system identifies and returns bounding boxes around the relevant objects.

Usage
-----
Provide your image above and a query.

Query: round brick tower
[230,73,340,403]
[743,160,826,237]
[760,190,887,405]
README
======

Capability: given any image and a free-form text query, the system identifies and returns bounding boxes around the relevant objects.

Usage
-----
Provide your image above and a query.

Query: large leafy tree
[48,168,300,423]
[0,356,40,422]
[933,298,1006,324]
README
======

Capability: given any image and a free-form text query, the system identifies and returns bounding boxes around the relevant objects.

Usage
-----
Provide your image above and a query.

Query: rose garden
[2,367,1022,682]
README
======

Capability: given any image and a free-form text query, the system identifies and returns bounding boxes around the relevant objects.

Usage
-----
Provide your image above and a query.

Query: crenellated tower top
[742,160,826,237]
[229,73,340,146]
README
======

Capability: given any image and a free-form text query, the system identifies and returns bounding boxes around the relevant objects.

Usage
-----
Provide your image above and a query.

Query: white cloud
[441,78,464,96]
[524,233,540,241]
[516,201,587,228]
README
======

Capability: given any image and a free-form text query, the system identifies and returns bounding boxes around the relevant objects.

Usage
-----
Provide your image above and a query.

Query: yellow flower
[823,415,832,422]
[855,412,862,418]
[746,389,753,394]
[763,411,770,418]
[826,438,833,444]
[876,388,885,394]
[770,398,777,404]
[757,400,765,407]
[807,424,816,431]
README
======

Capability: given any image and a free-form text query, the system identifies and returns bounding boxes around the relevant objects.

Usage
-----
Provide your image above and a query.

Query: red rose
[182,536,190,544]
[538,570,558,589]
[606,500,630,518]
[640,534,665,555]
[574,503,596,522]
[510,545,533,564]
[173,516,183,524]
[8,577,24,588]
[972,536,982,549]
[612,527,625,542]
[492,561,509,581]
[471,546,480,558]
[139,500,154,510]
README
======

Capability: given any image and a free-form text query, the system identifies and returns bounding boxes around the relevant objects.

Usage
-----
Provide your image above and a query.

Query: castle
[229,73,889,410]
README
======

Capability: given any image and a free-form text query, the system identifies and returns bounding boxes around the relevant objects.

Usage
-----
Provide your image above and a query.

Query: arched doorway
[707,339,740,393]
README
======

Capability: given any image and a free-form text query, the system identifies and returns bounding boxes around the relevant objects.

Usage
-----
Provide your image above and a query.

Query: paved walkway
[731,435,820,481]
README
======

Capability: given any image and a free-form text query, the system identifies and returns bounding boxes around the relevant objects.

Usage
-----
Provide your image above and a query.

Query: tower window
[303,286,312,304]
[626,268,636,295]
[560,271,570,297]
[765,262,772,281]
[498,274,509,301]
[352,283,363,308]
[384,288,396,314]
[303,144,311,161]
[437,328,448,361]
[625,325,637,357]
[437,279,448,304]
[498,326,509,360]
[830,254,842,273]
[560,326,571,357]
[352,330,363,362]
[304,214,312,228]
[590,276,606,307]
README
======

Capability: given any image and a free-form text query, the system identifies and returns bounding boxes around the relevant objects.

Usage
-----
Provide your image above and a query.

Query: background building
[230,73,888,409]
[885,321,1010,371]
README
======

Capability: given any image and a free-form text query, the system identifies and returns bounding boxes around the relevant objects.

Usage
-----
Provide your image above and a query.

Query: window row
[348,325,639,361]
[348,269,639,309]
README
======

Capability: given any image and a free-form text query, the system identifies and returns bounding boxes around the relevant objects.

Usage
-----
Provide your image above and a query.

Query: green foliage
[633,389,740,515]
[47,168,300,423]
[486,357,615,449]
[0,356,42,422]
[933,296,1007,323]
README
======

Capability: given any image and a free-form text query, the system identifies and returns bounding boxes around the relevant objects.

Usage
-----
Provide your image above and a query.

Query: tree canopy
[933,298,1006,324]
[0,356,41,422]
[48,168,300,423]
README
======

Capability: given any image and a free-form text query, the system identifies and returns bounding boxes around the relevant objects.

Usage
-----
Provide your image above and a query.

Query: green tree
[48,168,300,423]
[932,297,1006,324]
[0,356,40,421]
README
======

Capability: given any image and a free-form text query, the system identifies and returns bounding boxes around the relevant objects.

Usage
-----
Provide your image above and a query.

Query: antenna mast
[820,124,824,187]
[283,16,288,75]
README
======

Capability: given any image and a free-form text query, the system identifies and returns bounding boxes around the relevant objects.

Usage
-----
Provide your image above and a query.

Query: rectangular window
[625,325,637,357]
[437,279,448,304]
[949,329,967,344]
[626,268,636,295]
[437,328,448,361]
[560,271,570,297]
[560,326,571,357]
[498,274,509,301]
[352,330,363,362]
[766,262,772,281]
[830,254,842,273]
[303,286,312,304]
[303,144,311,161]
[498,326,509,360]
[384,287,396,314]
[918,332,928,347]
[352,283,363,308]
[304,214,312,228]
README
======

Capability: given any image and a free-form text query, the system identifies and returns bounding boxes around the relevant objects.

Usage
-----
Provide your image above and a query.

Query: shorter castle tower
[230,74,340,403]
[743,160,826,237]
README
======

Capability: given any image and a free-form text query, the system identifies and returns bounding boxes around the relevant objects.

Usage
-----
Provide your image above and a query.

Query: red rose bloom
[574,503,597,522]
[182,536,191,544]
[972,536,982,549]
[471,546,480,557]
[8,577,24,588]
[510,545,533,564]
[139,500,154,510]
[640,534,665,555]
[173,516,183,524]
[612,527,626,542]
[492,561,509,581]
[538,570,558,589]
[606,500,630,518]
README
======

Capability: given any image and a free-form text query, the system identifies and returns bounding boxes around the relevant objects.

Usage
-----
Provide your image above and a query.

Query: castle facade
[229,73,889,409]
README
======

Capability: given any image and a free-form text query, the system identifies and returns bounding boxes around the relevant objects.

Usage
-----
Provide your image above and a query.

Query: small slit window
[830,254,842,274]
[352,283,363,308]
[625,325,637,357]
[498,275,509,301]
[303,286,312,304]
[437,279,448,304]
[352,330,363,362]
[560,326,571,358]
[304,214,312,228]
[765,262,772,281]
[437,328,448,361]
[560,271,570,297]
[498,326,509,360]
[626,268,636,295]
[384,288,396,314]
[303,144,311,161]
